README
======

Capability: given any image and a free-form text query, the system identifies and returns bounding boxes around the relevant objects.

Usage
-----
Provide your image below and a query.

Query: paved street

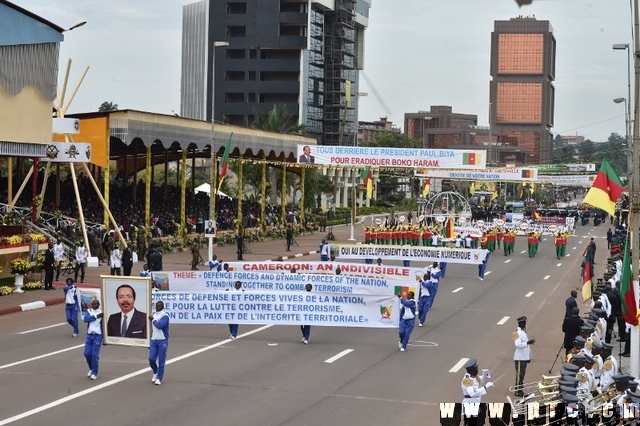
[0,221,621,426]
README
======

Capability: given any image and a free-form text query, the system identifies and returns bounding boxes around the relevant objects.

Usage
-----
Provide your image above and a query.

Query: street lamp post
[614,97,631,177]
[488,102,493,166]
[613,43,632,150]
[208,41,229,262]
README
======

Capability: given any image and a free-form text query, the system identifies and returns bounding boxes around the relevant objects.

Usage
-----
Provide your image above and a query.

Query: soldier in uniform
[460,358,493,426]
[599,342,618,390]
[513,316,535,397]
[136,229,147,262]
[190,237,201,270]
[566,335,586,363]
[590,341,604,384]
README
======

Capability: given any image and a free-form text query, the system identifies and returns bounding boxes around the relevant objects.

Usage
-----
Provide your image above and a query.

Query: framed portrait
[101,276,152,347]
[30,242,38,266]
[204,219,216,238]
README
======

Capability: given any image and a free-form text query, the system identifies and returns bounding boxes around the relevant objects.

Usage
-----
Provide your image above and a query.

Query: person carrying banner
[555,232,563,260]
[397,291,416,352]
[319,239,329,261]
[83,299,103,380]
[148,300,170,385]
[417,272,433,327]
[226,280,244,339]
[63,277,81,337]
[527,232,537,258]
[478,250,490,281]
[300,283,313,344]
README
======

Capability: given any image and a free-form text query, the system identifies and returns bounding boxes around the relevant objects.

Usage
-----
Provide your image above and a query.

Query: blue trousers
[84,334,102,375]
[300,325,311,340]
[65,304,79,334]
[320,255,328,261]
[403,260,410,267]
[229,324,238,338]
[418,296,430,324]
[398,318,415,349]
[478,262,487,279]
[149,338,168,381]
[365,259,373,264]
[439,262,447,277]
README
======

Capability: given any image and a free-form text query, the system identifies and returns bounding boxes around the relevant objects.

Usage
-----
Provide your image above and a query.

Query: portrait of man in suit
[106,284,147,339]
[205,220,216,236]
[298,145,315,163]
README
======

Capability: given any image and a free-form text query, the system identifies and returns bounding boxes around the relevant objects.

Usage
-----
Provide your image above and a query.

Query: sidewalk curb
[0,297,64,316]
[273,250,318,261]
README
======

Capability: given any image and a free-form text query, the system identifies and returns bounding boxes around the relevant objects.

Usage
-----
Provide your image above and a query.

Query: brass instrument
[508,374,559,392]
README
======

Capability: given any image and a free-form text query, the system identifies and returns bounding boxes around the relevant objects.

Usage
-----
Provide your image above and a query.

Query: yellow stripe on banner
[582,279,592,303]
[583,187,616,215]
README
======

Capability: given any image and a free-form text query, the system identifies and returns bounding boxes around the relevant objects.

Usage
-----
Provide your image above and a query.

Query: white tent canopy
[194,183,232,199]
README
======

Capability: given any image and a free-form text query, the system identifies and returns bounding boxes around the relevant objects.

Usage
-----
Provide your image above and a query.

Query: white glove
[485,382,494,389]
[481,369,491,379]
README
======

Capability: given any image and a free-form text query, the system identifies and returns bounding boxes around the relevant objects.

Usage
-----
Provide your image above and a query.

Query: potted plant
[10,257,31,293]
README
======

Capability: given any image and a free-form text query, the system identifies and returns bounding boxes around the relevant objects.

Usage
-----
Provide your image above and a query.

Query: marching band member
[590,341,604,383]
[513,316,535,397]
[461,359,493,424]
[599,343,618,390]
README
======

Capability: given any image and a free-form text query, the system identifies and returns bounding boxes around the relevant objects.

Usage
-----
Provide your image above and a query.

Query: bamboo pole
[281,163,286,224]
[237,155,243,231]
[145,146,151,238]
[300,167,305,223]
[180,149,187,237]
[261,155,266,230]
[69,162,91,256]
[80,163,127,247]
[7,165,33,213]
[37,162,51,218]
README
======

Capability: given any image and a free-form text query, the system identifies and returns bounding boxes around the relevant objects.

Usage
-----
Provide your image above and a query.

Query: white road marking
[566,254,570,257]
[0,325,274,425]
[544,275,550,280]
[324,349,354,364]
[18,323,66,334]
[0,344,84,371]
[573,247,576,250]
[504,259,511,263]
[449,358,469,373]
[557,263,562,267]
[525,291,534,298]
[452,287,464,293]
[521,250,526,254]
[485,271,492,275]
[497,316,510,325]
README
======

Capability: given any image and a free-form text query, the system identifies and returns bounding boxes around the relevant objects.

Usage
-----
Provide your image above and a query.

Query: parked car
[375,200,395,208]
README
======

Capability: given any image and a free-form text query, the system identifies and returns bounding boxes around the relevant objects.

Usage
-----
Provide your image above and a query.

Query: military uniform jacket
[599,355,618,389]
[461,374,487,407]
[513,327,531,361]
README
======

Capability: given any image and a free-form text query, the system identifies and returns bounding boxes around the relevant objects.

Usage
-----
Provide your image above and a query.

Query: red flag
[218,133,233,190]
[582,260,592,303]
[620,238,639,325]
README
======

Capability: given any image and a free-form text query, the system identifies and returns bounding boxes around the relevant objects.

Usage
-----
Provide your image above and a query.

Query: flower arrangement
[29,234,47,243]
[0,286,12,296]
[10,258,32,275]
[7,235,23,245]
[0,233,47,247]
[23,281,42,291]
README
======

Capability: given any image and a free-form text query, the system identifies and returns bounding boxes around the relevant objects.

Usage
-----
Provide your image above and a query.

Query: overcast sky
[19,0,633,142]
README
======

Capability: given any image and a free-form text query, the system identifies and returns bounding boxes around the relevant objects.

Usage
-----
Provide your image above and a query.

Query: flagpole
[630,0,640,379]
[348,170,356,241]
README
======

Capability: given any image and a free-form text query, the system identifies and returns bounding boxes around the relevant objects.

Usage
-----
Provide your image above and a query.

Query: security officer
[599,342,618,390]
[513,316,535,397]
[460,358,493,426]
[590,341,604,383]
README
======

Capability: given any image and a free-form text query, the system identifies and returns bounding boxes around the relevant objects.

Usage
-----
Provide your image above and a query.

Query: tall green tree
[98,101,118,111]
[251,104,306,134]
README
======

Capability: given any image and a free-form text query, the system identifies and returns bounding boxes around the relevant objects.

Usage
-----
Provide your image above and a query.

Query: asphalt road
[0,222,610,426]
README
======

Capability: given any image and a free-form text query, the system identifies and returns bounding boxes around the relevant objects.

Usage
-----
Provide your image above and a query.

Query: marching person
[513,316,535,397]
[319,239,329,262]
[140,263,151,277]
[63,277,81,337]
[286,224,293,252]
[397,290,416,352]
[83,299,103,380]
[461,359,493,426]
[74,241,87,283]
[226,281,244,339]
[208,254,220,271]
[478,249,490,281]
[417,271,433,327]
[300,284,313,344]
[148,300,170,385]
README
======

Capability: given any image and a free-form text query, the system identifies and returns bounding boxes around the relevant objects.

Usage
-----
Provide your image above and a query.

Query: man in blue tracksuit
[149,300,170,385]
[63,278,81,337]
[417,271,433,327]
[398,291,416,352]
[424,262,442,315]
[478,250,490,280]
[83,299,103,380]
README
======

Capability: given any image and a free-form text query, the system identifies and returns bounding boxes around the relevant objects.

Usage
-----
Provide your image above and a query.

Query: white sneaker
[230,335,235,340]
[303,340,308,344]
[479,277,484,281]
[87,370,92,377]
[154,379,161,385]
[72,333,78,337]
[152,374,157,383]
[399,341,402,348]
[90,375,97,380]
[400,347,405,352]
[418,323,423,327]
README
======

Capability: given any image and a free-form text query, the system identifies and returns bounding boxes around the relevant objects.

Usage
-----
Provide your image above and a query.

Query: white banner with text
[330,244,487,264]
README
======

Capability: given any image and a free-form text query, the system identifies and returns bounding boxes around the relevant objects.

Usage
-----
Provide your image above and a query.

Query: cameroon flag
[394,285,416,299]
[521,169,532,178]
[620,237,639,325]
[462,152,481,166]
[470,182,475,195]
[218,133,233,190]
[422,178,431,197]
[582,259,592,303]
[583,158,623,215]
[360,168,373,199]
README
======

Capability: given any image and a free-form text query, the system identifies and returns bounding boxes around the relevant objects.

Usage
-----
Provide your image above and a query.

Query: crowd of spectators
[0,171,281,236]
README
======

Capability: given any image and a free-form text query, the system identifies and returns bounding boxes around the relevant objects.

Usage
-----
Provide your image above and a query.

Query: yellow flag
[530,183,535,194]
[491,187,498,200]
[470,182,475,195]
